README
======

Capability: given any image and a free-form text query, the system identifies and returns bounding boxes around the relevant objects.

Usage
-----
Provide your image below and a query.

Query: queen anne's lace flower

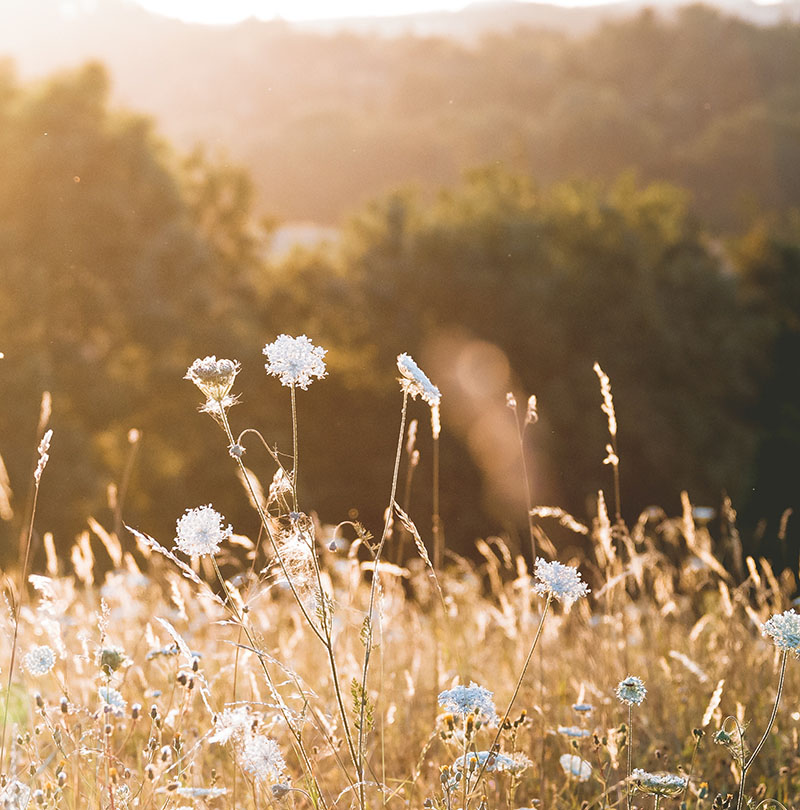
[240,734,286,783]
[558,725,591,739]
[762,609,800,656]
[397,353,441,406]
[24,645,55,676]
[631,769,687,797]
[453,750,530,775]
[438,682,498,723]
[185,356,240,410]
[263,335,327,389]
[175,505,232,557]
[533,558,590,606]
[99,686,126,716]
[209,707,254,745]
[616,675,647,706]
[559,754,593,782]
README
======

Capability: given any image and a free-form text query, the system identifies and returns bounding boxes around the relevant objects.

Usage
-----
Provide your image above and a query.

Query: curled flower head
[397,353,441,407]
[559,754,593,782]
[263,334,327,390]
[762,609,800,656]
[185,356,240,404]
[240,734,286,783]
[533,558,590,606]
[616,675,647,706]
[24,645,55,677]
[175,505,232,557]
[438,682,498,724]
[99,686,126,716]
[631,769,687,797]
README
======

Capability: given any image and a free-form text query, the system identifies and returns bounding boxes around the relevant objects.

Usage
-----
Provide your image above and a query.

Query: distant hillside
[2,0,800,226]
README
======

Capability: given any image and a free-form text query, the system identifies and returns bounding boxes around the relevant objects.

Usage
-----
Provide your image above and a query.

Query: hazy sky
[133,0,474,24]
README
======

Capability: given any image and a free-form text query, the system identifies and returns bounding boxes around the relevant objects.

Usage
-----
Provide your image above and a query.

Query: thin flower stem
[290,384,299,511]
[736,649,788,810]
[356,390,409,810]
[512,407,536,562]
[218,407,324,644]
[0,478,40,771]
[470,594,553,801]
[432,433,442,571]
[626,704,633,810]
[210,556,328,810]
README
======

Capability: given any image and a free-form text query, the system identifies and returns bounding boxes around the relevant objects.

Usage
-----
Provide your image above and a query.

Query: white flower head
[616,675,647,706]
[631,769,687,797]
[762,609,800,656]
[210,707,254,745]
[240,734,286,783]
[185,356,240,405]
[557,725,591,739]
[397,353,441,407]
[24,645,55,677]
[175,505,232,557]
[533,558,590,606]
[453,750,530,775]
[438,681,498,723]
[99,686,126,717]
[559,754,593,782]
[263,334,327,390]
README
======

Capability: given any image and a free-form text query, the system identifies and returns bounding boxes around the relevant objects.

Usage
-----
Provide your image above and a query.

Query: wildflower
[175,787,227,798]
[762,609,800,656]
[98,686,126,716]
[453,750,530,774]
[397,353,441,406]
[263,334,327,389]
[175,505,232,557]
[533,558,590,606]
[558,725,591,739]
[240,734,286,783]
[23,645,55,677]
[631,769,687,797]
[438,682,498,724]
[616,676,647,706]
[98,646,127,676]
[185,356,240,412]
[559,754,593,782]
[210,707,253,745]
[573,703,594,713]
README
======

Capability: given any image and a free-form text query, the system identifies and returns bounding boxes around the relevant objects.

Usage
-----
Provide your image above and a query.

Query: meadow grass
[0,342,798,810]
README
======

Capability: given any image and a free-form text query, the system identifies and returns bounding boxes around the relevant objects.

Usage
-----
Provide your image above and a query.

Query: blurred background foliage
[1,5,800,566]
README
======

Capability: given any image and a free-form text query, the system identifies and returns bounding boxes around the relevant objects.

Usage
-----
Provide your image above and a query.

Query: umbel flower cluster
[616,675,647,706]
[263,334,327,390]
[438,682,498,724]
[533,557,590,606]
[762,609,800,656]
[175,505,232,557]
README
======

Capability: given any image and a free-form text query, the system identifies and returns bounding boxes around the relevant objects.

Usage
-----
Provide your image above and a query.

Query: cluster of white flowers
[263,334,327,390]
[557,725,591,739]
[762,609,800,656]
[209,707,255,745]
[438,682,498,724]
[559,754,593,782]
[533,558,590,606]
[631,769,687,797]
[240,734,287,784]
[23,645,56,677]
[397,353,441,406]
[185,356,240,415]
[175,505,232,557]
[98,686,127,716]
[616,675,647,706]
[452,750,530,775]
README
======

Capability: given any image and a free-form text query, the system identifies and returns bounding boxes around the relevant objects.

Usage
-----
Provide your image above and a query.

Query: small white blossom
[453,750,530,775]
[263,334,327,389]
[616,676,647,706]
[98,686,126,716]
[631,769,687,797]
[762,609,800,656]
[185,356,240,406]
[240,734,286,783]
[210,707,253,745]
[438,682,498,723]
[397,353,441,406]
[175,505,232,557]
[533,558,590,606]
[559,754,593,782]
[23,645,55,677]
[557,725,591,739]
